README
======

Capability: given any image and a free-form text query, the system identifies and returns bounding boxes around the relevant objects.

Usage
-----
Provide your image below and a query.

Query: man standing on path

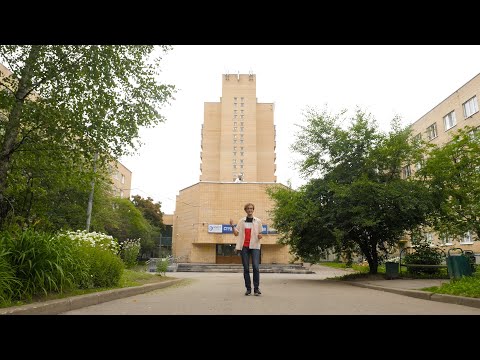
[230,203,263,296]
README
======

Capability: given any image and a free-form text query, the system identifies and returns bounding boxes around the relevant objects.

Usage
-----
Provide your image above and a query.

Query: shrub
[60,230,120,255]
[120,239,141,268]
[156,259,169,275]
[0,247,21,306]
[76,245,124,288]
[0,229,81,300]
[403,241,445,275]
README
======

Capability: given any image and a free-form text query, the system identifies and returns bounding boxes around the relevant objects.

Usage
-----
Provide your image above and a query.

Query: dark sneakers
[254,288,261,296]
[245,289,252,296]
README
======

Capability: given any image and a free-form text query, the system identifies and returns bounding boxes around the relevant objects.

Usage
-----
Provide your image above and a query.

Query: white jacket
[234,216,263,250]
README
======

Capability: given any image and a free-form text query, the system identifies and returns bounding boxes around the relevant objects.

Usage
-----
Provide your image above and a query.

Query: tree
[268,107,435,274]
[0,45,176,221]
[97,198,156,258]
[1,123,114,231]
[418,126,480,239]
[131,195,165,231]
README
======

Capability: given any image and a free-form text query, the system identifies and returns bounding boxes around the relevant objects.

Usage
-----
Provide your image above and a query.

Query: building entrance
[216,244,242,264]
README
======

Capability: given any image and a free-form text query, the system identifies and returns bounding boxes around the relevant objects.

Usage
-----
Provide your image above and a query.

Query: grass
[422,271,480,297]
[319,261,480,298]
[1,267,174,309]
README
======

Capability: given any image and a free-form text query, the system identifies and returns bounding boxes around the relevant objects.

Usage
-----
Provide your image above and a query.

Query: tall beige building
[173,73,292,264]
[407,72,480,253]
[200,73,276,183]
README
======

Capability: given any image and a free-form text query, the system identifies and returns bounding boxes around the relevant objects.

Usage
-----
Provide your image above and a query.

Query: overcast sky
[120,45,480,214]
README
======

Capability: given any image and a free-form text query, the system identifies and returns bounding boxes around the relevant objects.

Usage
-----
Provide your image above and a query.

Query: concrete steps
[175,263,315,274]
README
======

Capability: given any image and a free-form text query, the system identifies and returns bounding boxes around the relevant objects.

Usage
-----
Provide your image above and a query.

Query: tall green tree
[418,126,480,239]
[0,45,176,222]
[268,107,435,274]
[96,198,156,258]
[131,195,164,231]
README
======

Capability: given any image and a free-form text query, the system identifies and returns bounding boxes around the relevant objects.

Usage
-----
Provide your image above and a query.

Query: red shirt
[243,218,253,247]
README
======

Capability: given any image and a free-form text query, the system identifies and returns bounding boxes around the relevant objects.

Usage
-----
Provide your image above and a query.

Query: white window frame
[425,232,434,243]
[440,234,453,246]
[426,123,438,140]
[463,96,478,118]
[443,110,456,131]
[460,231,473,244]
[402,165,411,178]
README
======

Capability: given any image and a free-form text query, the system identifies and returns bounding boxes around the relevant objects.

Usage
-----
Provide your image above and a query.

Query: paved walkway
[2,264,479,314]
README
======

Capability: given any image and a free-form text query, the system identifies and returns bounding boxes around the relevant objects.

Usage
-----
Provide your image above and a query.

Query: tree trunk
[0,46,40,219]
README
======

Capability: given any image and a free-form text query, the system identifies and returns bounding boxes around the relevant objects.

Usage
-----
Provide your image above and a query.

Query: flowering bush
[61,230,120,255]
[120,238,141,268]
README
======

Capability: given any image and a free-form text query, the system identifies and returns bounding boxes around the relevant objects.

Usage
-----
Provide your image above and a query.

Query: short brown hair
[244,203,255,211]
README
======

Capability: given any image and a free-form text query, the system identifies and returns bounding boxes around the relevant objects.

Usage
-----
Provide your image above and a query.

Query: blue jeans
[241,247,260,290]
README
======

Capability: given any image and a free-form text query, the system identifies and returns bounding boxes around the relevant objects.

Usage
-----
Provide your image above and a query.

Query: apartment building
[110,161,132,199]
[408,72,480,253]
[172,73,292,264]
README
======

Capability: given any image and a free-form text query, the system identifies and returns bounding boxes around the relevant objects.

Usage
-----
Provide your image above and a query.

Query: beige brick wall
[410,73,480,146]
[408,72,480,254]
[200,74,276,183]
[256,103,277,182]
[174,73,290,264]
[163,214,173,226]
[173,182,293,263]
[110,161,132,199]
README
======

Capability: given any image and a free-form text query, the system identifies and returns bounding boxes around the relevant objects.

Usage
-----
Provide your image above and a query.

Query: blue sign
[220,224,268,234]
[222,224,234,234]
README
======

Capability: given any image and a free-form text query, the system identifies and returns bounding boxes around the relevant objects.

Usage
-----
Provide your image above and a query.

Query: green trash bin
[385,262,399,279]
[447,248,473,279]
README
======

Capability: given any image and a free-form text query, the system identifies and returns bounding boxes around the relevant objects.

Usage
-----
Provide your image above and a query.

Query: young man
[230,203,263,296]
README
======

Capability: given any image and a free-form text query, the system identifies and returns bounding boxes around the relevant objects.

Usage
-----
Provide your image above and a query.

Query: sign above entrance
[223,224,234,233]
[208,224,269,234]
[207,224,223,233]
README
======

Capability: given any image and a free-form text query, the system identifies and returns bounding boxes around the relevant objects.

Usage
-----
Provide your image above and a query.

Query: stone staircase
[174,263,315,274]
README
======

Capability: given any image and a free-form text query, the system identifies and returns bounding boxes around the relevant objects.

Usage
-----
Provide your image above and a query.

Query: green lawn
[319,261,480,298]
[1,268,174,309]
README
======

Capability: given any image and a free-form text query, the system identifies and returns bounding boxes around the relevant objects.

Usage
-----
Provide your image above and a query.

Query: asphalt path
[60,266,480,315]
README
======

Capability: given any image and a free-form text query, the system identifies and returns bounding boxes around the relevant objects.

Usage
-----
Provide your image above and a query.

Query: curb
[344,281,480,309]
[0,278,183,315]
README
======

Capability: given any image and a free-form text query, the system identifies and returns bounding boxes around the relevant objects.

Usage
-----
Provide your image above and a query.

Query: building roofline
[409,72,480,128]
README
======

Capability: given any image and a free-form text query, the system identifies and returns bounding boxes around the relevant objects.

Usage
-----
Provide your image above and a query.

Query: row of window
[417,231,474,245]
[423,95,478,141]
[440,231,474,245]
[232,97,246,176]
